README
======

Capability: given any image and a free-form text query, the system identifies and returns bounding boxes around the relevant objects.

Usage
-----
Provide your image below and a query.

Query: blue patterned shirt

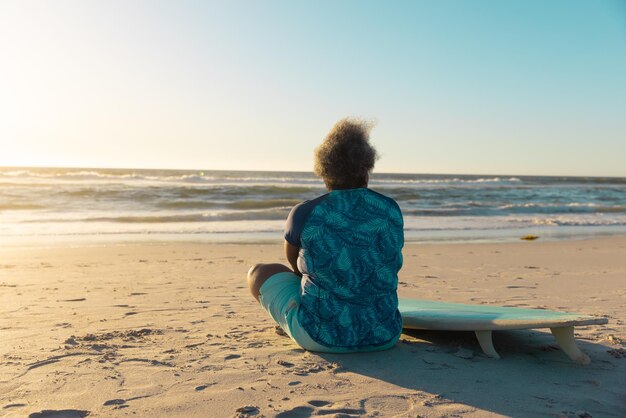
[284,188,404,349]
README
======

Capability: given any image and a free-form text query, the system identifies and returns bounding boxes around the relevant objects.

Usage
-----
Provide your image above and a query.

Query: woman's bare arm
[284,240,302,276]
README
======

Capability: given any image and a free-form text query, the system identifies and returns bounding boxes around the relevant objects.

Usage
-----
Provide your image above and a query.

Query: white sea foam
[1,167,624,243]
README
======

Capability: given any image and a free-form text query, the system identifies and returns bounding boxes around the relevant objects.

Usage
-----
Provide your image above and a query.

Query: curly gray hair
[314,118,378,190]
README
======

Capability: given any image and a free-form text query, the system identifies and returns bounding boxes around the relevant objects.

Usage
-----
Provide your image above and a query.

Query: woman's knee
[246,263,291,300]
[248,263,290,281]
[247,263,263,281]
[247,263,264,297]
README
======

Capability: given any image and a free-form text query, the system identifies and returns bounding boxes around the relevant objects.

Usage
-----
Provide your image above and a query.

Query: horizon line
[0,164,624,179]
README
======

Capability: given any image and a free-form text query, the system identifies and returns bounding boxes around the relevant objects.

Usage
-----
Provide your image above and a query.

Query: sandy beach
[1,236,625,417]
[3,0,625,416]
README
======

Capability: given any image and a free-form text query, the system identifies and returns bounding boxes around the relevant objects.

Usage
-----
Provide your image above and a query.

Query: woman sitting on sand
[247,118,404,353]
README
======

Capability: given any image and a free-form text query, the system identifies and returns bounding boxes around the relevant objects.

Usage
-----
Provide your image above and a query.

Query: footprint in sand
[103,399,125,406]
[307,400,331,407]
[4,403,27,409]
[276,360,294,367]
[275,406,313,417]
[234,406,260,417]
[28,410,90,418]
[195,383,216,391]
[362,395,412,416]
[279,403,363,417]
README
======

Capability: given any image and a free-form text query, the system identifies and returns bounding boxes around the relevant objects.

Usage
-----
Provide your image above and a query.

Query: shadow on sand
[299,329,625,417]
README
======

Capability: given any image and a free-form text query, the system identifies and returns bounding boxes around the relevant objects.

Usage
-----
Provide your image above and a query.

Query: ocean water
[1,167,625,245]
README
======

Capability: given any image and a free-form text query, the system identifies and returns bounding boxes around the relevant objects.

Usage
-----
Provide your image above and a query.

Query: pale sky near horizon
[1,0,625,177]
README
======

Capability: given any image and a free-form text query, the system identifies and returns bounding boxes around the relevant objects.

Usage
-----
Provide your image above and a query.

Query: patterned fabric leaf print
[388,205,403,225]
[324,211,347,228]
[336,246,352,271]
[301,217,326,242]
[346,229,371,247]
[298,188,404,349]
[375,264,393,281]
[338,305,352,327]
[361,190,389,213]
[362,218,387,234]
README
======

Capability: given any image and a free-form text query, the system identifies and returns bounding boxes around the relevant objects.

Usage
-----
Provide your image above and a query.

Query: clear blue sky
[0,0,624,176]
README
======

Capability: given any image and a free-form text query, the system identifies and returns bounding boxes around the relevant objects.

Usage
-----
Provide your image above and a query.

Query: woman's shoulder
[287,193,331,227]
[364,188,398,203]
[363,188,402,213]
[292,193,330,213]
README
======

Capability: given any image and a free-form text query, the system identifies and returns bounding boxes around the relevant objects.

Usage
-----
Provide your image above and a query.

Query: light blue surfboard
[399,298,608,364]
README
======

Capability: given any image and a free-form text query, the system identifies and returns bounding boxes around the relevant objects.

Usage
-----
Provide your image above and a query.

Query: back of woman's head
[314,118,378,190]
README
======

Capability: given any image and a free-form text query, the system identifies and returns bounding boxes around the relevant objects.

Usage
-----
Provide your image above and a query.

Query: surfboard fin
[475,331,500,359]
[550,326,591,365]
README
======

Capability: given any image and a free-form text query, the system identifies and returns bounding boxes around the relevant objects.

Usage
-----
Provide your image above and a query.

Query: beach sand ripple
[1,237,625,417]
